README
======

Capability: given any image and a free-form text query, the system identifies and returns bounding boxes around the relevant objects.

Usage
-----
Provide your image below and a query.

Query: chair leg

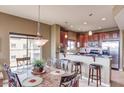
[96,69,98,87]
[75,65,77,72]
[66,63,69,72]
[91,69,94,83]
[80,64,82,79]
[99,68,101,85]
[71,64,73,73]
[80,64,82,75]
[88,68,91,86]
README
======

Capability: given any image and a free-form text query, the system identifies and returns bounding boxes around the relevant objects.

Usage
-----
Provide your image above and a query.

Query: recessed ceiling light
[78,28,81,30]
[98,27,102,29]
[101,17,106,21]
[70,25,73,28]
[83,22,87,25]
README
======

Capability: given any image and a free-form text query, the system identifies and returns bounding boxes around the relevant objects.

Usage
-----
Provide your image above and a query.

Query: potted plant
[33,59,45,72]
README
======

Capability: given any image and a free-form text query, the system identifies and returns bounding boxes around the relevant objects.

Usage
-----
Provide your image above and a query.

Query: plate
[22,76,43,87]
[50,70,65,75]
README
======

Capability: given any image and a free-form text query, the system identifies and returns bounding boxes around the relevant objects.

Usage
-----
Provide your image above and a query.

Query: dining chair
[16,57,31,72]
[16,57,26,71]
[59,59,70,72]
[3,64,22,87]
[46,58,54,67]
[59,73,79,87]
[55,59,62,69]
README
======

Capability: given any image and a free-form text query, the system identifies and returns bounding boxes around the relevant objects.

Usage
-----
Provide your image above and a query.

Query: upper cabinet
[101,31,119,41]
[60,28,78,47]
[60,27,119,48]
[60,31,68,46]
[78,31,119,47]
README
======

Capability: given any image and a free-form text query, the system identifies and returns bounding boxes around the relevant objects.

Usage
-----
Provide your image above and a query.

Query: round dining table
[21,67,68,87]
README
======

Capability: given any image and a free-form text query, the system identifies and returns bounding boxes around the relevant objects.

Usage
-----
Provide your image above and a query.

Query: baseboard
[81,76,111,87]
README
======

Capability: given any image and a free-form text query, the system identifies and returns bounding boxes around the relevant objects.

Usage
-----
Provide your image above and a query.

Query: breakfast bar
[60,54,112,86]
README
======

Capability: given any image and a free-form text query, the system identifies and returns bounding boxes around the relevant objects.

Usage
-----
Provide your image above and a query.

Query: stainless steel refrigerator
[102,41,120,70]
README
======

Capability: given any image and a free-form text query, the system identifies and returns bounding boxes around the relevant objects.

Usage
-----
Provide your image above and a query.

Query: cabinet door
[84,34,88,47]
[104,33,109,40]
[111,32,119,39]
[79,35,85,47]
[60,31,68,47]
[93,33,99,41]
[99,33,103,41]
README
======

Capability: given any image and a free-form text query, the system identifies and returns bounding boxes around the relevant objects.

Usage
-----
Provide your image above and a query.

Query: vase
[33,66,44,72]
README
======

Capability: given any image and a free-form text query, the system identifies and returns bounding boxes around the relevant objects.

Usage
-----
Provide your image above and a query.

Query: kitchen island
[59,53,112,86]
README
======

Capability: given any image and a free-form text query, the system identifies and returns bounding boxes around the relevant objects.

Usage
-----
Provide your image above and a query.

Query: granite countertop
[67,53,112,58]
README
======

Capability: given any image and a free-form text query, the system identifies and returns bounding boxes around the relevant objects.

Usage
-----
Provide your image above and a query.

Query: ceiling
[115,8,124,30]
[0,5,117,32]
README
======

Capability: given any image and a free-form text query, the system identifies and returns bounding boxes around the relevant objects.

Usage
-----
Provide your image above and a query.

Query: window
[23,44,27,49]
[10,34,41,67]
[11,55,16,59]
[67,40,76,50]
[33,53,40,60]
[11,43,16,48]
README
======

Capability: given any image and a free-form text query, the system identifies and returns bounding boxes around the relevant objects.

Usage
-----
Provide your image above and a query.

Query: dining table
[21,66,70,87]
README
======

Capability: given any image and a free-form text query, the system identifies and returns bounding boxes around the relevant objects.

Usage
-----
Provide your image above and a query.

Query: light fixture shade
[65,34,68,38]
[35,5,48,47]
[35,37,48,47]
[88,31,92,36]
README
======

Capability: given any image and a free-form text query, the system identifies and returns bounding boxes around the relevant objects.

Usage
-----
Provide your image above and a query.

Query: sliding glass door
[10,34,41,68]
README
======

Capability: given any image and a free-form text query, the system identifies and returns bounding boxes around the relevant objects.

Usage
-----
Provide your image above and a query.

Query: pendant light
[64,34,68,38]
[88,30,92,36]
[35,5,48,47]
[64,21,68,39]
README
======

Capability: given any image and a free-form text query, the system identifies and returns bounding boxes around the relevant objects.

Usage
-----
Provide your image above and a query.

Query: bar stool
[71,62,82,75]
[88,64,102,87]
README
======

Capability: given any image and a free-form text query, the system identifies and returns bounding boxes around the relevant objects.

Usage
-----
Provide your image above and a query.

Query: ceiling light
[35,5,48,47]
[65,34,68,38]
[98,27,102,29]
[78,28,81,30]
[88,31,92,36]
[70,25,73,28]
[101,17,106,21]
[83,22,87,25]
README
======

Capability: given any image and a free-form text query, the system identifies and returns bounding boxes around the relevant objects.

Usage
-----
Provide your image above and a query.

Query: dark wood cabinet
[93,33,99,41]
[78,31,119,48]
[60,29,119,48]
[101,31,119,41]
[60,31,68,47]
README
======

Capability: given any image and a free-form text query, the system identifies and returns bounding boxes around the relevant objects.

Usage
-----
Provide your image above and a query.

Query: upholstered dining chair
[3,64,22,87]
[59,73,79,87]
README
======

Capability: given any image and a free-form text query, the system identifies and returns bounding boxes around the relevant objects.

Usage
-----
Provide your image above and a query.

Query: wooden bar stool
[71,62,82,76]
[88,64,102,87]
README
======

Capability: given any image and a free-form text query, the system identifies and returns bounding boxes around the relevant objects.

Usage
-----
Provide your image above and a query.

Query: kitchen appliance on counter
[89,49,100,55]
[102,41,120,70]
